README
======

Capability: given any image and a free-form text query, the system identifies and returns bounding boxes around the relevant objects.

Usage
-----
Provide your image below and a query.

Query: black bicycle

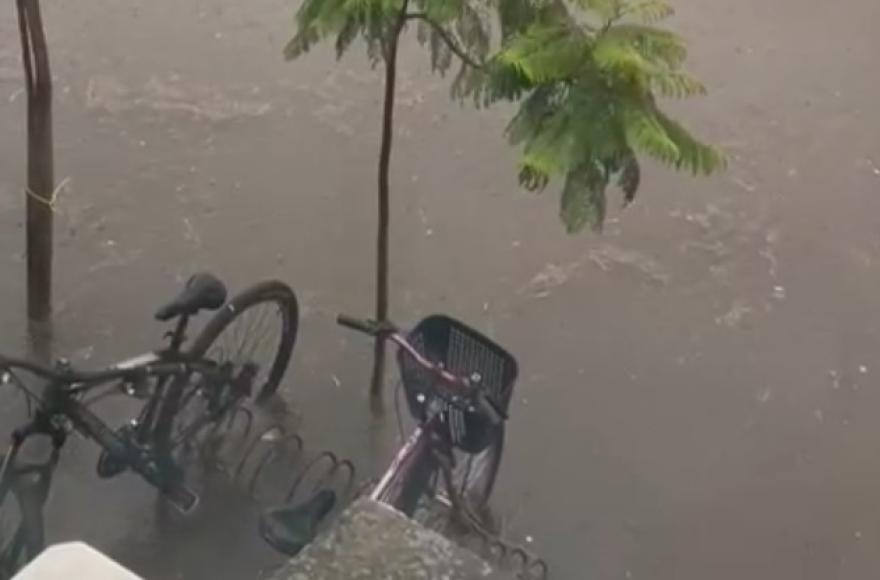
[259,313,516,556]
[0,272,298,578]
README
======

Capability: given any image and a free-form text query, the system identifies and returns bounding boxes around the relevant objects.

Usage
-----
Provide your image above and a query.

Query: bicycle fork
[0,413,65,516]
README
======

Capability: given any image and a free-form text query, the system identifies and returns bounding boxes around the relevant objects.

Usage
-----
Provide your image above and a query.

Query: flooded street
[3,0,880,578]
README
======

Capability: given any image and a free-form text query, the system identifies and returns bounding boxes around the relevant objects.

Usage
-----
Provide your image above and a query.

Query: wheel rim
[205,300,288,396]
[411,445,497,533]
[448,446,495,507]
[160,381,225,498]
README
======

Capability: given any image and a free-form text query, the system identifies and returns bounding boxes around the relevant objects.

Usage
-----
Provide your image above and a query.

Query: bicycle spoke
[241,308,281,375]
[209,302,282,389]
[232,304,266,362]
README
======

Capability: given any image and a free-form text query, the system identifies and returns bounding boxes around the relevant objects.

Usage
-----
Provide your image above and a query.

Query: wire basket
[397,315,518,453]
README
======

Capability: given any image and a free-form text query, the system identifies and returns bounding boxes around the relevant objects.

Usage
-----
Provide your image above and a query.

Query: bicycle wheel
[0,465,45,579]
[445,426,505,511]
[390,441,439,518]
[406,429,504,536]
[151,370,240,500]
[189,280,298,403]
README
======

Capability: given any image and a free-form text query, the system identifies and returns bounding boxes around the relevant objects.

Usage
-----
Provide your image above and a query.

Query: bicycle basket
[396,315,518,454]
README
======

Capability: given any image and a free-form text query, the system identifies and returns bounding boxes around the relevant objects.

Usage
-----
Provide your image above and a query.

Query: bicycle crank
[96,421,140,478]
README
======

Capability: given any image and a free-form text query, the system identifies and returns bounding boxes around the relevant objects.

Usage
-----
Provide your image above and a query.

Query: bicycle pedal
[96,423,140,478]
[96,449,129,479]
[164,482,200,515]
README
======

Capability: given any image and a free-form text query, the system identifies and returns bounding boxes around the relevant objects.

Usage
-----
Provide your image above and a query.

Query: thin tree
[286,0,725,410]
[15,0,54,322]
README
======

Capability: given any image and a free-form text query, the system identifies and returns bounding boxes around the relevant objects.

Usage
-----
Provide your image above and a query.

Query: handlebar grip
[336,314,377,335]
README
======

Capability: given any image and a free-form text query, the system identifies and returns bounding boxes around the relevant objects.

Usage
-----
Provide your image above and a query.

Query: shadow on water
[107,477,284,580]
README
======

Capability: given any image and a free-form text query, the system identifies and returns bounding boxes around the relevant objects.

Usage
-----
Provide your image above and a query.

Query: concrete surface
[273,499,511,580]
[13,542,142,580]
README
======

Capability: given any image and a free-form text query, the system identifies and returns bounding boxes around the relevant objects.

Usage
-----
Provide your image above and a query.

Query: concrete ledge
[272,499,512,580]
[13,542,142,580]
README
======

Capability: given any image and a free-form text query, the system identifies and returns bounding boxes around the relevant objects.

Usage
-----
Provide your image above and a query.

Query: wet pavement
[3,0,880,578]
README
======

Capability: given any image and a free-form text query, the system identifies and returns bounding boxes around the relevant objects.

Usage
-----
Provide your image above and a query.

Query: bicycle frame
[370,401,454,516]
[0,314,221,515]
[371,424,430,504]
[1,358,221,506]
[0,356,212,577]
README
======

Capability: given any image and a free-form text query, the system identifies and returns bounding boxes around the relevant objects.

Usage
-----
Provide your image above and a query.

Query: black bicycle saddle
[155,272,227,321]
[259,489,337,556]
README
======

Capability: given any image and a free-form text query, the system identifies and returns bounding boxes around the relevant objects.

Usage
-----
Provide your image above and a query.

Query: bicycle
[259,313,516,557]
[0,272,298,578]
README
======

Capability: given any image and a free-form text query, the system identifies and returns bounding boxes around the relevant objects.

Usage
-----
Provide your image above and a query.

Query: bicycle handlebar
[336,314,505,425]
[336,314,386,336]
[337,313,467,385]
[0,354,216,389]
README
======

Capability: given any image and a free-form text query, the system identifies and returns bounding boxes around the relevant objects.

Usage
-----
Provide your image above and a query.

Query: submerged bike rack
[197,404,358,518]
[196,404,547,579]
[415,498,550,580]
[468,533,549,580]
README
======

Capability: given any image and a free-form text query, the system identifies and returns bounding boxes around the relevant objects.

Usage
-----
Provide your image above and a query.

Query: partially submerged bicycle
[259,313,516,556]
[0,273,298,578]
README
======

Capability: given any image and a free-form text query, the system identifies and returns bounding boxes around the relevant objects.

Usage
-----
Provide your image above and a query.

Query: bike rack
[413,494,549,580]
[475,535,549,580]
[196,404,358,519]
[193,404,546,579]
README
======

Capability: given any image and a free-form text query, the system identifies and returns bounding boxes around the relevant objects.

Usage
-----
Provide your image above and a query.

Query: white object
[14,542,142,580]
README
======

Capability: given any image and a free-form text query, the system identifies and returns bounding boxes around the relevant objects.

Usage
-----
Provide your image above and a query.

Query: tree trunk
[368,8,408,413]
[16,0,54,322]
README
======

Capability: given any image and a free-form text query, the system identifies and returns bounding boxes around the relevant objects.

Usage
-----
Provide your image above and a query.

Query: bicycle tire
[188,280,298,402]
[0,464,46,579]
[405,428,505,533]
[390,423,504,519]
[392,441,439,518]
[149,281,297,509]
[448,426,505,511]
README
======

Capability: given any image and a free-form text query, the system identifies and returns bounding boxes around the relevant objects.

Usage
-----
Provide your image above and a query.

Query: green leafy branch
[483,0,726,232]
[286,0,725,238]
[404,12,484,70]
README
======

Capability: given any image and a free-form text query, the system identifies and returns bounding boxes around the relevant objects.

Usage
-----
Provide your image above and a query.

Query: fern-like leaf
[572,0,621,20]
[622,104,680,164]
[429,26,454,73]
[518,163,550,192]
[654,110,727,174]
[560,161,608,233]
[456,3,490,61]
[622,0,674,23]
[335,16,360,58]
[506,86,556,145]
[601,24,687,68]
[650,70,706,98]
[417,0,464,23]
[617,150,641,205]
[499,23,586,83]
[520,109,573,176]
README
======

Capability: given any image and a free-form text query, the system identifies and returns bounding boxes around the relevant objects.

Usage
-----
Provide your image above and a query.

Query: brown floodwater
[2,0,880,578]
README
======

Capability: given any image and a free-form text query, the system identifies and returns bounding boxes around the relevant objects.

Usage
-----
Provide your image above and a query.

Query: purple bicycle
[260,313,517,555]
